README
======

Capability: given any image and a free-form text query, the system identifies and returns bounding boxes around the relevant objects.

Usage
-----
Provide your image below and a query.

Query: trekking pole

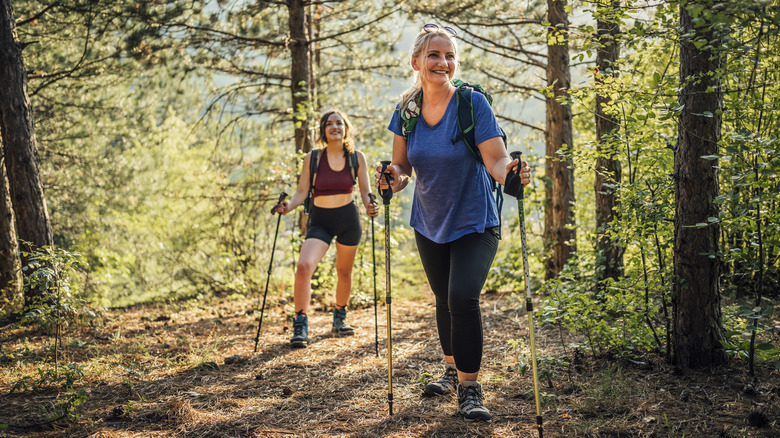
[506,152,543,437]
[379,161,394,416]
[253,192,288,353]
[369,193,379,357]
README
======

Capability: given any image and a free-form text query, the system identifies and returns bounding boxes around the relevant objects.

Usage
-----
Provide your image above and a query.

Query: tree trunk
[0,0,53,307]
[672,0,727,368]
[289,0,312,155]
[544,0,576,279]
[0,142,22,309]
[289,0,314,232]
[594,0,624,287]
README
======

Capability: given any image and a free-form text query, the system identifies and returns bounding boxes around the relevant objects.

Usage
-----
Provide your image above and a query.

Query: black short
[306,203,362,246]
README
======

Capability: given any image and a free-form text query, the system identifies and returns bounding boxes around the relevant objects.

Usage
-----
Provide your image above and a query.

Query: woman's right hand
[271,200,288,215]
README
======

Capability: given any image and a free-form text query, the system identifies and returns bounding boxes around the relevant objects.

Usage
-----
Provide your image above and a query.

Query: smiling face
[317,110,354,150]
[412,34,458,87]
[324,113,345,143]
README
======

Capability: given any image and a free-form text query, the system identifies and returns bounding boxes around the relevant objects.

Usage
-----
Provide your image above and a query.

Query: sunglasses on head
[422,23,457,36]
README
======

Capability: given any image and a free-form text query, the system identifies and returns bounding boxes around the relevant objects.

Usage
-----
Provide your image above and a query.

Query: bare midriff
[313,192,354,209]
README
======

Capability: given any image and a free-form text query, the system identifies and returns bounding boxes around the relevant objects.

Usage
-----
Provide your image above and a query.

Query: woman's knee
[296,259,318,278]
[335,264,353,280]
[448,291,480,315]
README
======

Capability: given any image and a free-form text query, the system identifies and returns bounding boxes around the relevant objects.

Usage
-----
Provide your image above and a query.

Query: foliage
[20,245,98,332]
[505,0,780,370]
[721,303,780,371]
[507,337,571,389]
[11,363,85,393]
[541,260,662,360]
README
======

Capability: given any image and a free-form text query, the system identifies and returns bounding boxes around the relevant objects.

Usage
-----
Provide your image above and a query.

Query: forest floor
[0,290,778,437]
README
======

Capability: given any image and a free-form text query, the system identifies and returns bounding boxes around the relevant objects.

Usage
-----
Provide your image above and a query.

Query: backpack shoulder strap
[347,150,359,184]
[451,82,481,163]
[308,148,321,188]
[398,92,423,141]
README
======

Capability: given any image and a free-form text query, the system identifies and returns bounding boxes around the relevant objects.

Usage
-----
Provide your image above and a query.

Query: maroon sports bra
[313,151,354,197]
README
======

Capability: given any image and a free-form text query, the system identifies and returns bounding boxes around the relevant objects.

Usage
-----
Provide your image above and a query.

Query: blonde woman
[274,109,378,348]
[377,24,531,421]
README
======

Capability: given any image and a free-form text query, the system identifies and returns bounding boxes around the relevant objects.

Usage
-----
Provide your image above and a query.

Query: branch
[311,1,408,43]
[496,114,545,133]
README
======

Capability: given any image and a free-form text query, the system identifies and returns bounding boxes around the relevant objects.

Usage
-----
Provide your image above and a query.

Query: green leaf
[756,343,775,351]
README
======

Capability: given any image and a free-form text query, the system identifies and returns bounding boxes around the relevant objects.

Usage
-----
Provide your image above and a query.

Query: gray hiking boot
[423,365,458,396]
[290,313,308,348]
[457,381,492,422]
[332,306,354,335]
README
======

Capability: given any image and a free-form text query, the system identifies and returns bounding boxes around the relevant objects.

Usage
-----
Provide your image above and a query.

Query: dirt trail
[0,292,777,437]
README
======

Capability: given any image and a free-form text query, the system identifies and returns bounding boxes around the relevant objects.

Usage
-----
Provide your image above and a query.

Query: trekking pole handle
[504,151,525,200]
[379,161,393,205]
[369,193,377,205]
[270,192,288,214]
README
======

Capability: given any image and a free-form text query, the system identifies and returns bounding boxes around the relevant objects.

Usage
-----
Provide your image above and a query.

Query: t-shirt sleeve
[388,105,403,137]
[472,92,503,146]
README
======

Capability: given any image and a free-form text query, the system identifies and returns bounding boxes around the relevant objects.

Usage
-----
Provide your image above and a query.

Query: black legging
[414,227,499,374]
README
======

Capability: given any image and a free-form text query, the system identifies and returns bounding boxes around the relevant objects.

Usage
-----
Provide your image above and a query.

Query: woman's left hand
[366,200,379,218]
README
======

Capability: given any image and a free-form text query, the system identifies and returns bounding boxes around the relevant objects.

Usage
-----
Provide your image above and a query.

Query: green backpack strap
[398,91,423,141]
[451,81,480,162]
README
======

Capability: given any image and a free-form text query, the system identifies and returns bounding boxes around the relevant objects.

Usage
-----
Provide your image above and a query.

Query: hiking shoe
[423,365,458,396]
[332,307,354,335]
[290,313,308,348]
[457,382,491,422]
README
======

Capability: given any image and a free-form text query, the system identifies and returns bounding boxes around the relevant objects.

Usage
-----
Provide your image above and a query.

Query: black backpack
[303,148,359,215]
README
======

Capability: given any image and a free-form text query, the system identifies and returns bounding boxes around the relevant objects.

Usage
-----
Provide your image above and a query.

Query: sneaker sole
[332,327,355,336]
[290,341,308,348]
[423,386,452,397]
[460,413,492,422]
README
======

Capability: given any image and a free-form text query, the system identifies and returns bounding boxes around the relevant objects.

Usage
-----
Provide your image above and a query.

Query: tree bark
[289,0,312,155]
[0,0,53,248]
[0,0,53,307]
[544,0,576,279]
[594,0,624,287]
[672,0,727,368]
[289,0,314,232]
[0,140,22,309]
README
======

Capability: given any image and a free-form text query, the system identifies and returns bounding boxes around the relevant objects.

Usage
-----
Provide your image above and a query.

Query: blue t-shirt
[388,91,503,243]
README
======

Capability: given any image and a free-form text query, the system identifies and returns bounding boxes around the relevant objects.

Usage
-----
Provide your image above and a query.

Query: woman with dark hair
[378,24,531,422]
[274,109,378,348]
